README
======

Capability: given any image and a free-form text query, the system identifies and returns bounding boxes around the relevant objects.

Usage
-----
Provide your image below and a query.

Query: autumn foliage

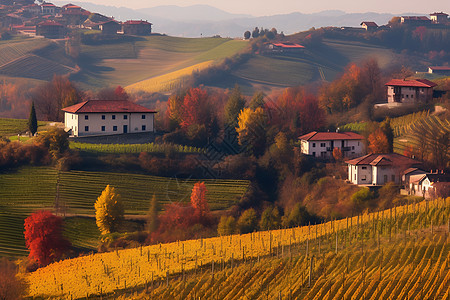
[368,129,390,153]
[95,185,124,235]
[190,182,211,223]
[24,210,71,266]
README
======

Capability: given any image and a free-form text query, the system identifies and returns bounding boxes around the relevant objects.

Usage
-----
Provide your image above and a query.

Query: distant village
[0,0,152,38]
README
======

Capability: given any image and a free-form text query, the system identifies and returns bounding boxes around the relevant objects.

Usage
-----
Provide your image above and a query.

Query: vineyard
[70,142,203,155]
[393,114,450,155]
[0,166,250,256]
[0,38,51,66]
[25,198,450,299]
[0,118,48,137]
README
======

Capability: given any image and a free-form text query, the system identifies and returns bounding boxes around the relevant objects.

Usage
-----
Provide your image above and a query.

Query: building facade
[62,100,156,137]
[430,12,448,24]
[299,131,365,159]
[346,153,422,186]
[385,79,437,104]
[122,20,152,35]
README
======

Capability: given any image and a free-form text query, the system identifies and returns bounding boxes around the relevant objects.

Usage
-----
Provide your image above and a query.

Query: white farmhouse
[346,153,421,186]
[385,79,436,104]
[299,131,365,159]
[62,100,156,137]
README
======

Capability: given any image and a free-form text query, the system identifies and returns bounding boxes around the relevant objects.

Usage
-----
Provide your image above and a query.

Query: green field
[212,38,398,94]
[70,142,202,154]
[73,36,248,90]
[0,166,250,256]
[0,118,49,138]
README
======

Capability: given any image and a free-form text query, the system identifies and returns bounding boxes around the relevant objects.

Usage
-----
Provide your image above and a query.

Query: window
[406,95,409,98]
[142,125,146,131]
[312,143,316,147]
[411,95,414,99]
[124,115,128,120]
[362,175,366,181]
[112,115,116,120]
[312,152,316,157]
[101,126,105,132]
[358,142,360,146]
[392,175,395,182]
[85,126,89,131]
[320,143,325,147]
[352,146,355,150]
[354,174,356,180]
[85,115,89,120]
[113,126,117,131]
[384,175,388,183]
[71,115,73,119]
[142,114,146,119]
[362,166,367,170]
[102,115,105,120]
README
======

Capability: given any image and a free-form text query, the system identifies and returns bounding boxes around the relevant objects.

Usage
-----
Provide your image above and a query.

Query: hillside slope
[24,198,450,299]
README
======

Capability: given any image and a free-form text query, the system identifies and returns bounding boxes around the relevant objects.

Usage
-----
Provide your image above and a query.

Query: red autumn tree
[190,182,211,223]
[180,87,214,130]
[368,129,390,154]
[24,211,71,266]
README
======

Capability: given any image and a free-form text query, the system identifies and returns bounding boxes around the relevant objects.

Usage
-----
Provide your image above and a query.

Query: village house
[408,172,450,198]
[40,2,57,16]
[385,79,437,104]
[36,20,64,38]
[400,16,431,26]
[122,20,152,35]
[264,42,305,53]
[62,100,156,137]
[428,66,450,75]
[346,153,422,186]
[99,20,121,34]
[430,12,448,24]
[299,131,365,159]
[360,21,378,31]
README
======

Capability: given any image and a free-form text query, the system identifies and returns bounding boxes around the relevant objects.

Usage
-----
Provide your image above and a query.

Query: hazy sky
[79,0,449,16]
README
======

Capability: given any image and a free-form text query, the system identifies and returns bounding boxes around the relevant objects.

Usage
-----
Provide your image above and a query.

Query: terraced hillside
[24,198,450,299]
[0,166,250,256]
[0,38,76,81]
[72,36,248,91]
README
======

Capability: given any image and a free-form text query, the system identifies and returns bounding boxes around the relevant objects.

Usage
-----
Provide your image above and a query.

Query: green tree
[27,101,38,135]
[217,215,236,236]
[282,203,311,228]
[95,185,124,235]
[380,118,394,153]
[351,188,373,212]
[35,127,69,160]
[147,194,159,233]
[225,85,246,128]
[244,30,251,39]
[252,27,260,38]
[237,208,258,234]
[259,207,281,230]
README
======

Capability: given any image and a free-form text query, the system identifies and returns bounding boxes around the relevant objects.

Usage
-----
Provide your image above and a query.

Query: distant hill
[54,2,402,37]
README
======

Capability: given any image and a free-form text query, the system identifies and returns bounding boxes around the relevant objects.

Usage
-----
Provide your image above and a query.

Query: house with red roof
[122,20,152,35]
[62,100,156,137]
[36,20,64,38]
[430,12,448,24]
[360,21,378,31]
[264,42,305,53]
[40,2,57,15]
[400,16,431,26]
[298,131,365,159]
[385,79,437,104]
[346,153,422,186]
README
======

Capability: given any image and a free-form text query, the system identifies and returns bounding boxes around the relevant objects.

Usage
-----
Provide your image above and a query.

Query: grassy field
[0,118,49,138]
[70,142,202,154]
[0,166,250,257]
[73,36,248,91]
[24,198,450,299]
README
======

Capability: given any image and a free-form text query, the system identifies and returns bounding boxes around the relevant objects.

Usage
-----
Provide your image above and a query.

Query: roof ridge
[74,101,88,113]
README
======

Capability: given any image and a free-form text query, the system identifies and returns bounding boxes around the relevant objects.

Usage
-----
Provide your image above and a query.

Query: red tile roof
[124,20,152,25]
[62,100,156,113]
[272,42,305,49]
[430,12,448,16]
[385,79,437,88]
[360,21,378,27]
[346,153,421,167]
[41,3,56,7]
[402,16,430,21]
[299,131,364,141]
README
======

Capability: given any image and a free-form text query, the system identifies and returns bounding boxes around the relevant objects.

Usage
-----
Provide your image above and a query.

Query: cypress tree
[27,101,38,135]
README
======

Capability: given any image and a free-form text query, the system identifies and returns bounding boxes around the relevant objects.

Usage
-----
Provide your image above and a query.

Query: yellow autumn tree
[95,185,124,235]
[236,107,267,155]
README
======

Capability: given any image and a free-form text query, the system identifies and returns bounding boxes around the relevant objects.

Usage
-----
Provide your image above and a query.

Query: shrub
[237,208,258,234]
[0,258,26,299]
[259,206,281,230]
[217,216,236,236]
[24,211,71,266]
